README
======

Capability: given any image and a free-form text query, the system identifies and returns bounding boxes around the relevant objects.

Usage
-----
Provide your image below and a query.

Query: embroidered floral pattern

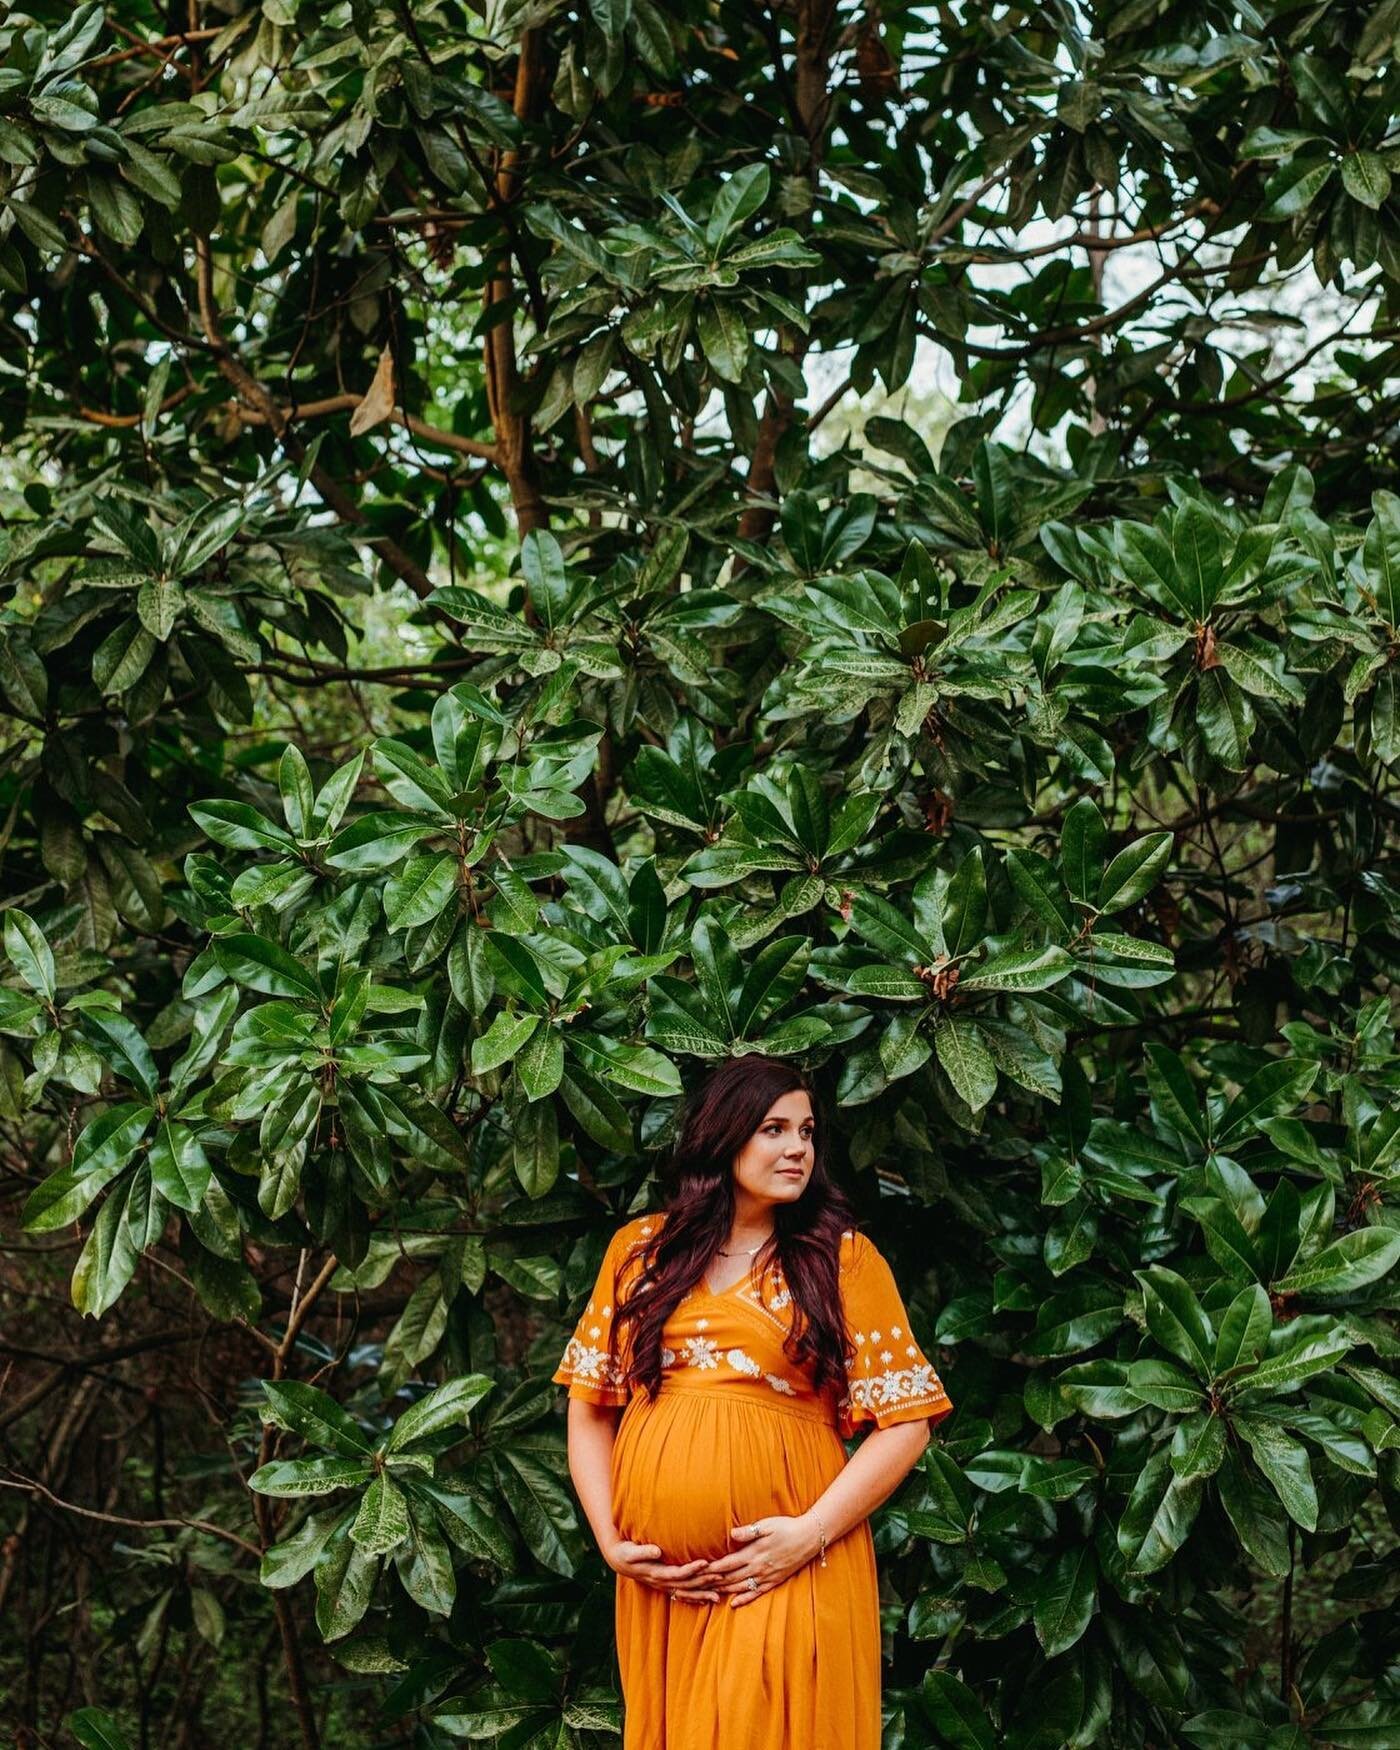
[682,1335,720,1369]
[557,1335,627,1389]
[726,1347,762,1376]
[849,1362,946,1416]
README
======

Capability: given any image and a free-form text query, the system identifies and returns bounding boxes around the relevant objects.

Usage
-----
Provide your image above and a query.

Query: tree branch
[234,392,499,463]
[0,1473,261,1559]
[192,236,435,600]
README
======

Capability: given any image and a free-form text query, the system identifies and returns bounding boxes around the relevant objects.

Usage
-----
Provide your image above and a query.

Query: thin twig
[0,1473,261,1559]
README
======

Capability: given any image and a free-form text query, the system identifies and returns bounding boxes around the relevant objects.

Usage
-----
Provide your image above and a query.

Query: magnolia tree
[2,1,1400,1746]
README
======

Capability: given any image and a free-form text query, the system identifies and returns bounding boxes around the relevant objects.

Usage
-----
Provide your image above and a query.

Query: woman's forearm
[803,1420,931,1547]
[566,1398,624,1551]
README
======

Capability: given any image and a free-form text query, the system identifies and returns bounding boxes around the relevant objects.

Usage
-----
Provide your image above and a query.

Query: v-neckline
[702,1265,755,1300]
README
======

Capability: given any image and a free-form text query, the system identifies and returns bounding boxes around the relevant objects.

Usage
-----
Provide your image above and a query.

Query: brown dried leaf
[349,347,395,437]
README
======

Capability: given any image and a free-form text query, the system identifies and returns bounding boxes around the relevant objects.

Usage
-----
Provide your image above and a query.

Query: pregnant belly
[610,1385,845,1564]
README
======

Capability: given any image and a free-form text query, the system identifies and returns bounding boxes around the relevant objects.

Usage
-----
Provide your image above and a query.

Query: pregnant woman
[551,1054,954,1748]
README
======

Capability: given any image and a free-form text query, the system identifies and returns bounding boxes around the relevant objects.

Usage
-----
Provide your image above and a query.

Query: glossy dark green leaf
[1117,1446,1204,1574]
[1031,1544,1097,1657]
[249,1456,373,1497]
[68,1709,133,1750]
[1274,1226,1400,1297]
[314,1521,380,1641]
[919,1670,997,1749]
[933,1015,997,1112]
[260,1507,347,1589]
[147,1119,211,1213]
[71,1184,141,1318]
[1097,832,1173,914]
[1216,1448,1291,1577]
[1137,1265,1215,1379]
[3,909,55,1000]
[395,1493,456,1615]
[262,1380,374,1457]
[1060,796,1105,903]
[214,934,321,1000]
[188,800,297,854]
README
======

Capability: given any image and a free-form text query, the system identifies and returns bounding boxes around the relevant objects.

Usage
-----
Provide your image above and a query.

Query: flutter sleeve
[837,1231,954,1438]
[550,1220,644,1406]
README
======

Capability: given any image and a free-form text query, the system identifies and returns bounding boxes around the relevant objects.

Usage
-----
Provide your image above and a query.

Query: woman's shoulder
[614,1210,666,1252]
[837,1225,873,1273]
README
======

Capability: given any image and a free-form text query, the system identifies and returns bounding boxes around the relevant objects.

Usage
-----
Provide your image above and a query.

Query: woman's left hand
[693,1514,823,1608]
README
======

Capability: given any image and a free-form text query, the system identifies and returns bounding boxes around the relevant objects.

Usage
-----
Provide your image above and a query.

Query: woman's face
[731,1089,816,1210]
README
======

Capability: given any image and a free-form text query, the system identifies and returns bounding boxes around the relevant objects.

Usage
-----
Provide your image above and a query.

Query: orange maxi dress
[551,1214,954,1750]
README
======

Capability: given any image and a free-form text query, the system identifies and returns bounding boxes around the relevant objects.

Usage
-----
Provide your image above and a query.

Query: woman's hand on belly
[603,1537,721,1605]
[693,1514,824,1607]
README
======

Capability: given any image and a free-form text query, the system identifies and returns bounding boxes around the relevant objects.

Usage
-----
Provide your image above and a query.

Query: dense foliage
[3,0,1400,1745]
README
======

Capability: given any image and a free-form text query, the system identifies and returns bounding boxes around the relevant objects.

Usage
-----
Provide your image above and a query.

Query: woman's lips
[776,1168,805,1178]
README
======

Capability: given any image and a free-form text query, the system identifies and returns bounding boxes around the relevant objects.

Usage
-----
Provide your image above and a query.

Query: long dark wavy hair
[608,1056,859,1404]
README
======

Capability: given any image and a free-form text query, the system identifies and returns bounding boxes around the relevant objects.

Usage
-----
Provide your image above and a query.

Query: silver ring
[746,1577,759,1591]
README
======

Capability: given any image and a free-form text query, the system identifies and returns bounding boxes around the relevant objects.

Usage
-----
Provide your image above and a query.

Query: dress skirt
[610,1376,880,1750]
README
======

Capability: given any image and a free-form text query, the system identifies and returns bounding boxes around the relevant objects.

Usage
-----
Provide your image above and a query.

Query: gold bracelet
[811,1510,828,1568]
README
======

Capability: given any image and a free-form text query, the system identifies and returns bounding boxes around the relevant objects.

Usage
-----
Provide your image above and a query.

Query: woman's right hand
[603,1538,720,1604]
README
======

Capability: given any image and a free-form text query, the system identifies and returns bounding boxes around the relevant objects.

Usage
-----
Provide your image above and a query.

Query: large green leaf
[350,1473,411,1555]
[942,847,988,957]
[514,1022,564,1102]
[1216,1448,1291,1577]
[188,801,297,854]
[260,1508,347,1590]
[1226,1315,1352,1399]
[1215,1059,1319,1146]
[1060,797,1106,903]
[958,944,1073,993]
[146,1120,211,1213]
[421,1482,516,1570]
[1030,1544,1097,1657]
[1097,832,1173,914]
[71,1183,141,1317]
[383,852,459,931]
[396,1494,456,1615]
[1117,1447,1204,1574]
[315,1523,380,1641]
[1273,1226,1400,1297]
[471,1009,541,1075]
[214,935,321,999]
[248,1456,373,1497]
[3,909,56,1000]
[387,1376,495,1451]
[491,1446,584,1578]
[933,1015,998,1111]
[847,889,935,967]
[68,1710,133,1750]
[1234,1413,1318,1530]
[1136,1264,1216,1380]
[262,1380,374,1457]
[919,1670,997,1749]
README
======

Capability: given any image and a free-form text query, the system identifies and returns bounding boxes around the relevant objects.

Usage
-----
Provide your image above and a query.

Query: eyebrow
[762,1115,815,1124]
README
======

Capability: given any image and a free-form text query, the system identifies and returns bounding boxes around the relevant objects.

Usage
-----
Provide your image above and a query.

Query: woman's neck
[725,1198,776,1250]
